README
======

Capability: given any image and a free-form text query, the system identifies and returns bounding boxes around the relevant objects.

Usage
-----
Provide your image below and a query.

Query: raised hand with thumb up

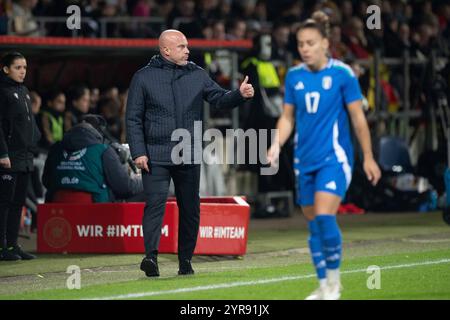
[239,75,254,98]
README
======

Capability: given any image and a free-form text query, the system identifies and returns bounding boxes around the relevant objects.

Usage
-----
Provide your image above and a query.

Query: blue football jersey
[284,58,363,180]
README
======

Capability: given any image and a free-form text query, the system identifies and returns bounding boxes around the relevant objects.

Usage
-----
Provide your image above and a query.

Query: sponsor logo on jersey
[295,81,305,90]
[1,174,13,181]
[63,148,87,161]
[61,177,80,185]
[322,76,332,90]
[325,181,337,190]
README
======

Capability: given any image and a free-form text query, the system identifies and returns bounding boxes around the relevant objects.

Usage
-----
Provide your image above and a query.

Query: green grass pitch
[0,211,449,300]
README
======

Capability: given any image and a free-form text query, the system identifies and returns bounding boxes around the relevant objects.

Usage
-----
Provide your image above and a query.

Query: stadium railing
[8,16,167,38]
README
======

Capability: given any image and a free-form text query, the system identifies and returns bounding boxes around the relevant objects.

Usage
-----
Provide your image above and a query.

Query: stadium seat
[378,136,414,174]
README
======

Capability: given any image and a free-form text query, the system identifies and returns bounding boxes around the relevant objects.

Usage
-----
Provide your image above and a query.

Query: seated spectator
[42,115,143,203]
[411,23,434,57]
[132,0,153,17]
[101,86,120,101]
[39,90,66,150]
[126,0,157,37]
[97,97,123,143]
[271,21,291,62]
[319,1,342,25]
[211,19,226,40]
[329,24,354,61]
[10,0,41,36]
[64,85,90,132]
[97,0,121,37]
[253,0,268,23]
[342,16,371,59]
[202,19,226,40]
[246,20,262,41]
[0,0,11,35]
[118,88,128,143]
[225,18,247,40]
[196,0,220,24]
[89,87,100,113]
[151,0,174,21]
[340,0,353,23]
[168,0,203,38]
[30,90,41,115]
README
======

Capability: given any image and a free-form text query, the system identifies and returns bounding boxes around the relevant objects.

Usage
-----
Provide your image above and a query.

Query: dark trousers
[142,164,200,261]
[0,172,30,248]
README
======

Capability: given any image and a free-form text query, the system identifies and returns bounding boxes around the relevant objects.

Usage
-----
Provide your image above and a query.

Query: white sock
[327,269,340,284]
[319,279,327,289]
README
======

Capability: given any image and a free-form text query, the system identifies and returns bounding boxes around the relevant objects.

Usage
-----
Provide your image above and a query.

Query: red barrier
[0,36,252,49]
[37,197,250,256]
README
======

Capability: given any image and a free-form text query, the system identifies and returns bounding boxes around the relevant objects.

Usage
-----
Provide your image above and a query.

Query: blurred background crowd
[0,0,448,59]
[1,0,449,220]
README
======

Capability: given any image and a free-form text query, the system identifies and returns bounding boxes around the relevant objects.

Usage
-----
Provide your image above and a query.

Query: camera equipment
[80,114,138,173]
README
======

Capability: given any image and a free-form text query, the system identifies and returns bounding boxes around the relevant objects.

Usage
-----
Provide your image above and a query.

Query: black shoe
[140,257,159,277]
[11,245,36,260]
[0,247,21,261]
[178,259,194,275]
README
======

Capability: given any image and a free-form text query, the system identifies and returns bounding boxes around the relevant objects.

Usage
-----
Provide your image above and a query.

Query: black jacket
[0,72,41,172]
[126,55,247,164]
[42,123,143,201]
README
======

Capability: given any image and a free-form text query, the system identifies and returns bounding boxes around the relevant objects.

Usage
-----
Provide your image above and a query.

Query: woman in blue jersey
[267,12,381,300]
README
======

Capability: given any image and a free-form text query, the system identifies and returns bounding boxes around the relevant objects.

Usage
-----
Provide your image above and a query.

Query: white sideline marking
[87,259,450,300]
[402,238,450,244]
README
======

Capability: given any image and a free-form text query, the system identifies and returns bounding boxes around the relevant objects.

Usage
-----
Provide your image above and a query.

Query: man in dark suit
[126,29,254,277]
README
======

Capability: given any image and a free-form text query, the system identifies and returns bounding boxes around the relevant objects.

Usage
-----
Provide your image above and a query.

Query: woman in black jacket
[0,52,41,261]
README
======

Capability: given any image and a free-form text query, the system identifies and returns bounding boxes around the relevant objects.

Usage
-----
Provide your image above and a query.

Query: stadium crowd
[1,0,448,132]
[0,0,448,58]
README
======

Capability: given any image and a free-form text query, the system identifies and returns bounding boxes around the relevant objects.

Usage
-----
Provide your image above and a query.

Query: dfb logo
[66,5,81,30]
[66,265,81,290]
[366,265,381,290]
[366,5,381,30]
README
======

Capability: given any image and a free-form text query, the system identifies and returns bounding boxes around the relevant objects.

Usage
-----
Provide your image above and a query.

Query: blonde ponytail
[311,11,330,38]
[297,10,330,39]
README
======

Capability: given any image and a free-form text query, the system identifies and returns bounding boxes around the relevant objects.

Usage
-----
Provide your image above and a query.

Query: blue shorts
[295,163,353,206]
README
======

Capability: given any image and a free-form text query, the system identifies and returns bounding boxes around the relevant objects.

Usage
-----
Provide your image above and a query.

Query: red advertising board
[37,197,250,256]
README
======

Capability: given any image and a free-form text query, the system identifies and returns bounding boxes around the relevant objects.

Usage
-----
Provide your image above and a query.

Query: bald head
[159,30,185,48]
[159,30,190,66]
